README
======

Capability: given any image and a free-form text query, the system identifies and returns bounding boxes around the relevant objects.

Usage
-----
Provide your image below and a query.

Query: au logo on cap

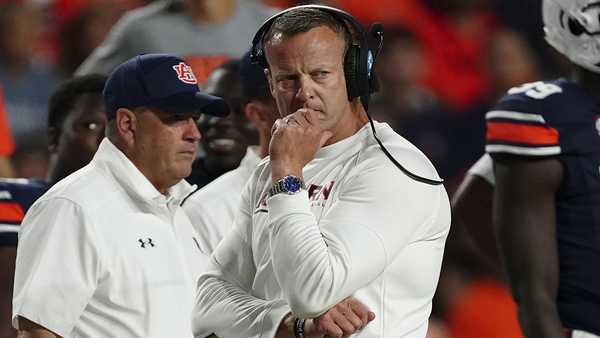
[172,62,197,85]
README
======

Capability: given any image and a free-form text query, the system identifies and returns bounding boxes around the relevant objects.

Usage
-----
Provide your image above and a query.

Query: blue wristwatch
[269,175,305,196]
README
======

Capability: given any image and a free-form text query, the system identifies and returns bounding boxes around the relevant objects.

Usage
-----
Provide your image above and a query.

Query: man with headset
[193,5,450,338]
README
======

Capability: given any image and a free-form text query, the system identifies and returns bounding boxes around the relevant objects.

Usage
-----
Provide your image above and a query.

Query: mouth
[207,138,238,152]
[178,150,196,158]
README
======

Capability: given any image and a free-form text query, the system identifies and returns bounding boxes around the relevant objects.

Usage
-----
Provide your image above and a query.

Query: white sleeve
[182,196,230,256]
[466,154,495,185]
[193,184,291,338]
[267,159,449,318]
[12,198,103,336]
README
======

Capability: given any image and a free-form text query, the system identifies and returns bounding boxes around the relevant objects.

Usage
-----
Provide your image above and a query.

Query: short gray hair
[263,7,352,55]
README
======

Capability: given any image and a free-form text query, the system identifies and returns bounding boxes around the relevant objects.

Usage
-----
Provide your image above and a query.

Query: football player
[454,1,600,337]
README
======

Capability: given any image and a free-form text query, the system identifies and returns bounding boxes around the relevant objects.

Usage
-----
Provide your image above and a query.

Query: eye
[276,74,297,90]
[312,70,330,81]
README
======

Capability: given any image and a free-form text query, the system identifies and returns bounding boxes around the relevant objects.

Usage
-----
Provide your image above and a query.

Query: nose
[184,117,202,142]
[295,75,314,104]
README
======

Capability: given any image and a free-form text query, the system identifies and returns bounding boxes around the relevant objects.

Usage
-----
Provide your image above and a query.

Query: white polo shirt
[182,146,261,255]
[13,138,205,338]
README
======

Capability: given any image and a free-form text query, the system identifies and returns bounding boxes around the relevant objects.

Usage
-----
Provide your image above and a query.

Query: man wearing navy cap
[12,54,227,338]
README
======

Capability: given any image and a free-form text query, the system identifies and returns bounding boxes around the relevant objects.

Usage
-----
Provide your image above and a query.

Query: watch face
[283,176,301,193]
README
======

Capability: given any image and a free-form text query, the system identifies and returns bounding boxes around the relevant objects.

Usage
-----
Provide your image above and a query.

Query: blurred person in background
[183,50,278,255]
[0,86,15,178]
[186,59,258,188]
[0,74,107,338]
[56,0,126,77]
[370,26,451,178]
[486,28,541,101]
[456,0,600,337]
[0,1,60,148]
[77,0,277,81]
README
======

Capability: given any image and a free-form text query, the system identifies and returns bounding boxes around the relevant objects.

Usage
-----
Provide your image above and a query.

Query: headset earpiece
[344,43,361,100]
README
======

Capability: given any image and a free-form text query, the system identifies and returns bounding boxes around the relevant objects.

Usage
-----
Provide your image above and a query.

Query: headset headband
[250,5,367,64]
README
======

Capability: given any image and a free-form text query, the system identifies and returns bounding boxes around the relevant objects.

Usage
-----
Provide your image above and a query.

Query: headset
[250,5,444,186]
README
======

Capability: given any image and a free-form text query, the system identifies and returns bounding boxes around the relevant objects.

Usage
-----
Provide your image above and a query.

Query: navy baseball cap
[240,50,270,100]
[103,53,229,120]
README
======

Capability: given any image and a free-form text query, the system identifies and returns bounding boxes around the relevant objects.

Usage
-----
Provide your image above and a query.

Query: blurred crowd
[0,0,572,337]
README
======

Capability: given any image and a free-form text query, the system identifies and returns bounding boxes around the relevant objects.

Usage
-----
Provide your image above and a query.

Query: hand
[274,298,375,338]
[307,297,375,338]
[269,108,333,181]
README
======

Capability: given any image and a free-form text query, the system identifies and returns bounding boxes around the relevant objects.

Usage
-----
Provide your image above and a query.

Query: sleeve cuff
[267,190,311,224]
[260,300,292,338]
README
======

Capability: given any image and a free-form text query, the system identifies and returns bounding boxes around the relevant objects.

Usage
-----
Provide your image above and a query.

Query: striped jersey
[485,78,600,335]
[0,178,48,246]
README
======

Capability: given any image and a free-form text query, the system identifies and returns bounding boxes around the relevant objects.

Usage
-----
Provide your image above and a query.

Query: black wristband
[294,317,306,338]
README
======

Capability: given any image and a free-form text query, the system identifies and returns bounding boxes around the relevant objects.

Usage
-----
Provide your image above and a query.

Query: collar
[314,122,372,160]
[240,146,262,173]
[92,138,196,206]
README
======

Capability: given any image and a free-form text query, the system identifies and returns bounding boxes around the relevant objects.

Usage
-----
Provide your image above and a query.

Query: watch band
[294,317,306,338]
[269,175,305,196]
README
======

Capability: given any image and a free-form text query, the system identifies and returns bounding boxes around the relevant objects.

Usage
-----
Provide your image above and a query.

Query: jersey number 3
[508,81,563,99]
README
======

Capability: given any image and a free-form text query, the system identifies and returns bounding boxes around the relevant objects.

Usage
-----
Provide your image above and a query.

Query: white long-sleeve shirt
[182,147,261,255]
[193,122,451,338]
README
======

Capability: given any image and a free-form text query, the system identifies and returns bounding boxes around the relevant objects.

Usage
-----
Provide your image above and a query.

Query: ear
[47,126,60,154]
[115,108,137,147]
[245,101,270,131]
[265,68,275,95]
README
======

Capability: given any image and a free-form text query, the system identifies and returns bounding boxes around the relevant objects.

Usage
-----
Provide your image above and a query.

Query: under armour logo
[172,62,197,84]
[138,238,155,248]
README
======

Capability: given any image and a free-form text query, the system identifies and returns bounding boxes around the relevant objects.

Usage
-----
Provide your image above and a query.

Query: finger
[272,118,284,134]
[347,298,369,325]
[341,306,363,331]
[316,316,343,338]
[297,108,315,126]
[291,109,311,127]
[329,308,358,336]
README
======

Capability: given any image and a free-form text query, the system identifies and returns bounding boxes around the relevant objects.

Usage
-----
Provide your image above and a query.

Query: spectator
[77,0,277,82]
[0,85,15,177]
[0,1,60,146]
[187,59,258,188]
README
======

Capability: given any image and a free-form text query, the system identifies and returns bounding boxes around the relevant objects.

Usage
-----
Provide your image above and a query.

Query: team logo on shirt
[172,62,197,84]
[138,238,155,248]
[308,181,334,207]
